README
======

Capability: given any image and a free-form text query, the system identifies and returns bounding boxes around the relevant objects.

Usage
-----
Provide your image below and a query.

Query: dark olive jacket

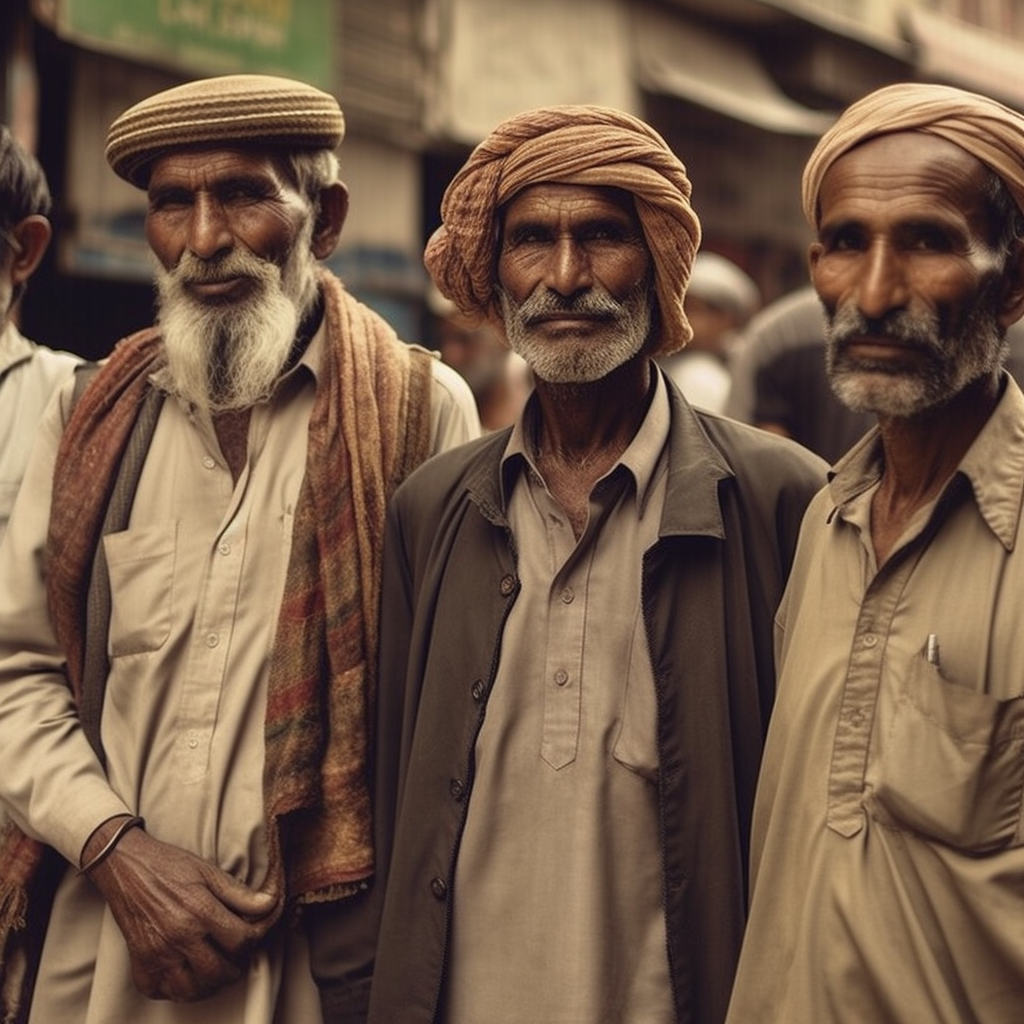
[309,378,827,1024]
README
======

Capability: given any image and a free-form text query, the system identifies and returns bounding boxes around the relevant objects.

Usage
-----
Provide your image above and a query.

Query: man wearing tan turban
[0,75,479,1024]
[311,104,826,1024]
[726,83,1024,1024]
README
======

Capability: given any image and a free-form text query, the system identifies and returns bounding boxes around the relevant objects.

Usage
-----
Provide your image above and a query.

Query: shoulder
[696,408,828,490]
[394,430,506,512]
[424,351,482,451]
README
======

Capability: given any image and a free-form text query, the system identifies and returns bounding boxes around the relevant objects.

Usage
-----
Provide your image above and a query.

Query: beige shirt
[0,324,478,1024]
[441,372,674,1024]
[0,321,80,543]
[727,376,1024,1024]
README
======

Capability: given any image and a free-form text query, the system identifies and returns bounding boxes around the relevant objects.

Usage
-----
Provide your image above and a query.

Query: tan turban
[803,82,1024,229]
[424,105,702,355]
[106,74,345,188]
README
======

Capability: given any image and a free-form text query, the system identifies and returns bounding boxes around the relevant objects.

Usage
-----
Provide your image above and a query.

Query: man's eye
[906,228,952,252]
[505,228,548,248]
[149,192,191,212]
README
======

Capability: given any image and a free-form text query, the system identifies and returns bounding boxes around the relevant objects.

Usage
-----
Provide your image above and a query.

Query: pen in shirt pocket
[926,633,941,667]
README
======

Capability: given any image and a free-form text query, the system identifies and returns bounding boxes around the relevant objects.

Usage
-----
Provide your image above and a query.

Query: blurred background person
[0,123,80,542]
[428,282,530,431]
[658,251,760,413]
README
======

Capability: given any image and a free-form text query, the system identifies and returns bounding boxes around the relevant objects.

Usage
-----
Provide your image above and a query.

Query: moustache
[517,286,628,324]
[829,306,944,358]
[170,249,277,287]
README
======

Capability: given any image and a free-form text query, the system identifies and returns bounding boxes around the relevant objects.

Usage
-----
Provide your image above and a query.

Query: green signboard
[58,0,333,88]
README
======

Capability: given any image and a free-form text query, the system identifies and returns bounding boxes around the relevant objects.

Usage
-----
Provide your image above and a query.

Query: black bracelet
[79,815,145,875]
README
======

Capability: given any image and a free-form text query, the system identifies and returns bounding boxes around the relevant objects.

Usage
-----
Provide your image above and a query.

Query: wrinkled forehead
[499,182,640,228]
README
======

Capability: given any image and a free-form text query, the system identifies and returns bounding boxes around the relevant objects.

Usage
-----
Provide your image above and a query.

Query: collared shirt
[442,371,675,1024]
[727,375,1024,1024]
[0,321,478,1024]
[0,321,80,543]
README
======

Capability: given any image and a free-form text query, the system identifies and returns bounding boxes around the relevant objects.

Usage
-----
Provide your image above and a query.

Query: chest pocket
[871,655,1024,853]
[104,521,177,657]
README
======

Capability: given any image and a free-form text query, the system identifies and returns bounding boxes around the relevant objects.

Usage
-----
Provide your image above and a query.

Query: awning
[633,6,837,137]
[905,7,1024,113]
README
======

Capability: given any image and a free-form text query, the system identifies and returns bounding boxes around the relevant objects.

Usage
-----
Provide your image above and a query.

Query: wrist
[79,814,145,874]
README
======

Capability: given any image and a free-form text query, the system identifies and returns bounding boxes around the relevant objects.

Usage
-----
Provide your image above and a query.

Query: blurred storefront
[3,0,1024,357]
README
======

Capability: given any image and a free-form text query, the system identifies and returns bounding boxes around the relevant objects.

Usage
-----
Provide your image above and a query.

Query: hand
[84,820,280,1001]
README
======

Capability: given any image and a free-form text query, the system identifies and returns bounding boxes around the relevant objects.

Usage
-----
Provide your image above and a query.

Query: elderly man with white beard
[0,75,478,1024]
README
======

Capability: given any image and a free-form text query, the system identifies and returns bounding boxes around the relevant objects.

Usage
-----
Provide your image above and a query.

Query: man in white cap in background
[0,74,477,1024]
[658,250,760,412]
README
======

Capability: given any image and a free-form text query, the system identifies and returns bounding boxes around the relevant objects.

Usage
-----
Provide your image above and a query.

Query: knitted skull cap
[106,74,345,188]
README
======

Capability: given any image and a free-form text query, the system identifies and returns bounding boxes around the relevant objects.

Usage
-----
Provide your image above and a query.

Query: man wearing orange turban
[727,83,1024,1024]
[311,104,826,1024]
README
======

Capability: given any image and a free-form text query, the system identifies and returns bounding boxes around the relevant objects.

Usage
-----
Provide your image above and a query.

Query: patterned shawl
[0,270,433,1016]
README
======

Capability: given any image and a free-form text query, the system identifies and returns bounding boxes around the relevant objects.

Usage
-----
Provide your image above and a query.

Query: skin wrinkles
[811,132,1016,419]
[146,147,315,289]
[497,183,653,384]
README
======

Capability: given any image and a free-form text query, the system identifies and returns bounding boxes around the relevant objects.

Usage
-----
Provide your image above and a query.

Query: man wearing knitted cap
[320,105,825,1024]
[726,82,1024,1024]
[0,75,478,1024]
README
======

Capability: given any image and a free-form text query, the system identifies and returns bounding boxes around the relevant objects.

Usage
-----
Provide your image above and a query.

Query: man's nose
[854,240,909,321]
[543,236,594,298]
[186,193,233,260]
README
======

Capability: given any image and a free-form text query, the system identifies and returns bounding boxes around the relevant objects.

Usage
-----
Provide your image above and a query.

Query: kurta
[0,319,478,1024]
[442,373,673,1023]
[0,321,80,542]
[727,373,1024,1024]
[305,369,827,1024]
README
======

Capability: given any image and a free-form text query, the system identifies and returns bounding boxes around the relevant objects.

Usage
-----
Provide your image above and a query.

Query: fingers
[132,937,246,1002]
[203,865,280,922]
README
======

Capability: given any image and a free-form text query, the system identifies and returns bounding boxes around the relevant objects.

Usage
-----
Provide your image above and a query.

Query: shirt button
[560,586,574,604]
[554,669,569,687]
[217,541,231,556]
[499,574,516,597]
[862,634,878,648]
[449,779,465,801]
[186,731,199,750]
[430,877,448,900]
[202,455,216,470]
[205,632,219,648]
[471,679,485,702]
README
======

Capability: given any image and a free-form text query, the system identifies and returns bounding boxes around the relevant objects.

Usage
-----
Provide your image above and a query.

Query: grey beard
[498,280,652,384]
[825,297,1007,418]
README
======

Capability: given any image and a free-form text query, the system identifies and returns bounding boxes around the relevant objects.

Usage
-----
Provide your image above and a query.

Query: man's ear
[311,182,349,260]
[999,239,1024,330]
[8,215,51,286]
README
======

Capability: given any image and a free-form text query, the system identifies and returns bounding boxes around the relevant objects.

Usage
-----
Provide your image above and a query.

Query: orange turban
[803,82,1024,229]
[424,105,702,355]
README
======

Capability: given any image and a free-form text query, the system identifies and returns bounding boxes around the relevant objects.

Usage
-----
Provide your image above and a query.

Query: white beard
[498,279,652,384]
[155,222,319,413]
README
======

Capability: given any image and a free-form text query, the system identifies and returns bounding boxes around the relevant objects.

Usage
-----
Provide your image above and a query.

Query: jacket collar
[465,366,733,540]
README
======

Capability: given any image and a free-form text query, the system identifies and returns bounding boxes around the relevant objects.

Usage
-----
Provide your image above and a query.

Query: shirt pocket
[103,521,177,657]
[871,654,1024,853]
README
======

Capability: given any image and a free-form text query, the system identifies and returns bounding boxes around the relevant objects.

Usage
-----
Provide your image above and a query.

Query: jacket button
[499,574,516,596]
[450,778,465,801]
[471,679,485,701]
[430,877,448,900]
